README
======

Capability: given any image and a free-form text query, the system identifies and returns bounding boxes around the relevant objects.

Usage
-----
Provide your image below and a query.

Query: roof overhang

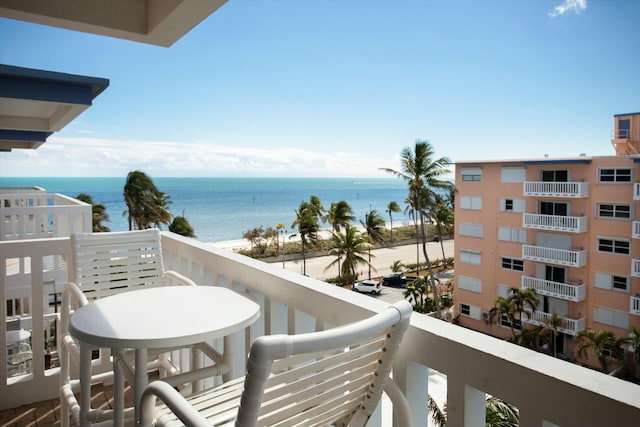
[0,0,228,47]
[0,64,109,152]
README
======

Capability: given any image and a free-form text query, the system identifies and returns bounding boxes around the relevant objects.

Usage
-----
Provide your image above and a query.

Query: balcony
[523,310,586,336]
[522,213,588,233]
[634,183,640,201]
[0,189,91,241]
[632,259,640,278]
[523,181,589,198]
[1,234,639,426]
[521,276,586,302]
[631,295,640,316]
[522,244,588,267]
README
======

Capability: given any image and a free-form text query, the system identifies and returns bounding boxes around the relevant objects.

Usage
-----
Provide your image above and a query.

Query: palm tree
[403,274,437,314]
[123,170,172,230]
[430,194,453,263]
[323,224,372,285]
[488,287,538,340]
[383,141,452,318]
[578,330,626,373]
[76,193,110,232]
[169,216,196,238]
[628,326,640,368]
[360,209,385,279]
[404,195,421,274]
[323,200,355,232]
[291,200,319,275]
[386,201,401,242]
[390,260,404,273]
[428,395,519,427]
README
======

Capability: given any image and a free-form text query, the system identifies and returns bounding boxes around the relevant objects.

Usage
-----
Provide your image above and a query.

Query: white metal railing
[631,295,640,316]
[2,234,640,426]
[522,244,588,267]
[523,310,586,336]
[523,181,589,198]
[0,192,91,241]
[522,213,588,233]
[632,259,640,278]
[633,221,640,239]
[521,276,586,302]
[635,183,640,201]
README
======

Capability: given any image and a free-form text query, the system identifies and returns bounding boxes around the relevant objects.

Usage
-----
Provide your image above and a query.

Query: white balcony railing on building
[521,276,586,302]
[631,295,640,316]
[633,221,640,239]
[634,183,640,201]
[632,259,640,278]
[523,310,586,336]
[0,192,91,241]
[1,234,639,426]
[522,213,588,233]
[523,181,589,198]
[522,244,588,267]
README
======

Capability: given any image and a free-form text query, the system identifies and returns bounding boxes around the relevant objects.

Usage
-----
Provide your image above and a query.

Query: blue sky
[1,0,639,178]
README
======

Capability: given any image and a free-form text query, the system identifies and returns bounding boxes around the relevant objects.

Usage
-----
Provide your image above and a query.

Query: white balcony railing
[632,259,640,278]
[522,213,588,233]
[523,310,586,336]
[631,295,640,316]
[0,191,91,241]
[634,183,640,201]
[633,221,640,239]
[1,234,639,426]
[521,276,586,302]
[523,181,589,198]
[522,244,588,267]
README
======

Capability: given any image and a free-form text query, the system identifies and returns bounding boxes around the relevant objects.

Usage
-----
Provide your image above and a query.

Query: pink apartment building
[454,112,640,371]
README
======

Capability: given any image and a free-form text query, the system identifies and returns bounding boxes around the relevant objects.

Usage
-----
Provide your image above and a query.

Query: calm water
[1,177,415,243]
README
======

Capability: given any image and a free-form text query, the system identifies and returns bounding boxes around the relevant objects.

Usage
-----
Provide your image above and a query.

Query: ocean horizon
[1,176,422,243]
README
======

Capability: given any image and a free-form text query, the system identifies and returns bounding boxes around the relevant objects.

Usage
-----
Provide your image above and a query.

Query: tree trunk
[418,210,441,319]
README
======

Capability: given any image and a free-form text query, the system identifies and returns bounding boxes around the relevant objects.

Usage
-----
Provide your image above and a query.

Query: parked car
[352,279,382,295]
[381,272,416,288]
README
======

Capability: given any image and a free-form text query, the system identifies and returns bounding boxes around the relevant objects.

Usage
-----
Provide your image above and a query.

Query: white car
[352,279,382,295]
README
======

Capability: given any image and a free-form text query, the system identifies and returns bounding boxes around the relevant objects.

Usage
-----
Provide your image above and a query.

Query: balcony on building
[522,213,588,233]
[523,310,586,336]
[631,295,640,316]
[521,276,586,302]
[632,258,640,278]
[522,244,588,268]
[523,181,589,198]
[611,112,640,156]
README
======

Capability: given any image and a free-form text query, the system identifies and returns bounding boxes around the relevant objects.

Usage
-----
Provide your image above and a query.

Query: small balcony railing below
[524,310,586,336]
[632,259,640,278]
[634,183,640,201]
[631,295,640,316]
[522,244,587,268]
[523,213,587,233]
[521,276,586,302]
[523,181,589,198]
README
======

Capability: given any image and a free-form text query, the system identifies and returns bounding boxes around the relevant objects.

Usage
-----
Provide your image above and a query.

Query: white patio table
[69,286,261,427]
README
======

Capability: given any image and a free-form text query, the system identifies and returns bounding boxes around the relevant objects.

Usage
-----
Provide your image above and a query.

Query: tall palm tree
[360,209,385,279]
[383,141,452,318]
[386,201,401,242]
[578,330,626,373]
[76,193,110,232]
[431,194,454,263]
[323,200,355,232]
[123,170,172,230]
[488,287,539,340]
[291,200,319,275]
[405,195,421,274]
[323,224,372,285]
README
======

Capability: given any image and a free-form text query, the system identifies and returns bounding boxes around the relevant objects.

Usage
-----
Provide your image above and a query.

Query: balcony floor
[0,381,134,427]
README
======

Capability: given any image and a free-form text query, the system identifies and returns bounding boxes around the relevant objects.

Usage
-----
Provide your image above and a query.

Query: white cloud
[549,0,587,17]
[0,137,394,178]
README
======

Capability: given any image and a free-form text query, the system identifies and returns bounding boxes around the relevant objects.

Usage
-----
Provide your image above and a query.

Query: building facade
[454,113,640,370]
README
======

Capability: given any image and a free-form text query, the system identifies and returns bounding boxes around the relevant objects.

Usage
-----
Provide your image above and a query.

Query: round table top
[6,329,31,345]
[69,286,260,349]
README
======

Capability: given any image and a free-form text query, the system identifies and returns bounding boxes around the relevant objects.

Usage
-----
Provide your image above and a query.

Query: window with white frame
[460,249,481,265]
[501,167,526,183]
[594,272,630,292]
[498,227,527,243]
[460,196,482,210]
[459,223,483,238]
[597,203,632,219]
[500,198,525,212]
[597,237,630,255]
[461,167,482,182]
[459,303,481,320]
[499,315,522,330]
[598,168,632,183]
[458,275,482,293]
[501,256,524,271]
[594,306,629,329]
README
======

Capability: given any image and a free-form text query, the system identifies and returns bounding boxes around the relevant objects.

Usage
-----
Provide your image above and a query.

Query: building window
[598,168,631,183]
[597,237,630,255]
[501,167,526,183]
[458,275,482,293]
[597,203,632,219]
[540,201,568,216]
[460,249,481,265]
[541,170,568,182]
[498,227,527,243]
[460,303,471,316]
[461,168,482,182]
[458,303,481,320]
[499,315,522,330]
[505,199,513,211]
[500,198,525,213]
[501,256,524,271]
[460,196,482,210]
[595,272,629,292]
[459,223,483,238]
[594,306,629,329]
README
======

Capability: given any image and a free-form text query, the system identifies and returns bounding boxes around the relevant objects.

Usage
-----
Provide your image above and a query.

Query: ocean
[1,177,416,243]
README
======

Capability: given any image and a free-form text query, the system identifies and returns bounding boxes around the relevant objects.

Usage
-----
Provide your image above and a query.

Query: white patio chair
[58,229,208,426]
[139,300,414,427]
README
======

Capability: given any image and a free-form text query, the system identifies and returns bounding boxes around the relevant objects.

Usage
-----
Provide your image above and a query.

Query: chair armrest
[384,378,413,427]
[139,381,210,427]
[165,270,197,287]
